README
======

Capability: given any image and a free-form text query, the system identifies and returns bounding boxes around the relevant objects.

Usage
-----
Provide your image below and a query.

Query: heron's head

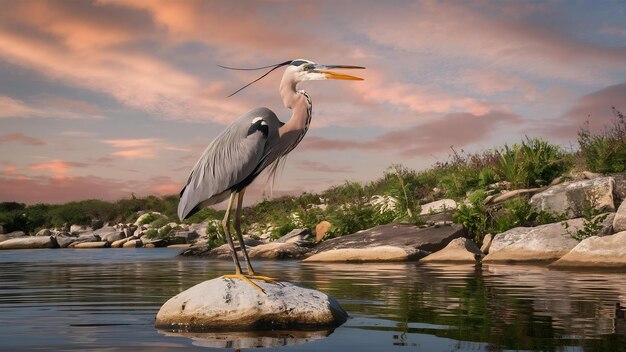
[219,59,364,97]
[285,59,364,83]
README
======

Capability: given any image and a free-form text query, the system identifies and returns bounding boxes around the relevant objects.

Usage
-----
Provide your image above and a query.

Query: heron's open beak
[314,64,365,80]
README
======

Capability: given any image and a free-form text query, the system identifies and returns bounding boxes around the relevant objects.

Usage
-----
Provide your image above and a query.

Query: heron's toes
[220,274,266,294]
[247,275,284,286]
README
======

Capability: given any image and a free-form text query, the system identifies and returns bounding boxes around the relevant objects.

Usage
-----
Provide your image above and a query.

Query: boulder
[94,227,125,243]
[275,228,311,243]
[550,231,626,268]
[248,242,312,259]
[70,224,92,235]
[419,199,457,215]
[0,231,27,243]
[200,239,263,258]
[305,223,466,262]
[613,200,626,233]
[188,222,209,238]
[123,239,143,248]
[0,236,56,249]
[155,277,347,331]
[35,229,52,237]
[420,238,483,263]
[529,177,615,218]
[315,221,332,242]
[612,173,626,204]
[480,234,493,254]
[110,238,130,248]
[483,214,614,263]
[173,230,199,243]
[73,241,109,249]
[54,233,78,248]
[68,233,99,247]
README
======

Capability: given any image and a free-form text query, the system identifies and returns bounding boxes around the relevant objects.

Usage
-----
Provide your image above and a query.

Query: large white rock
[420,238,482,263]
[483,214,614,263]
[0,236,56,249]
[550,231,626,268]
[529,177,615,218]
[155,277,347,331]
[419,199,457,215]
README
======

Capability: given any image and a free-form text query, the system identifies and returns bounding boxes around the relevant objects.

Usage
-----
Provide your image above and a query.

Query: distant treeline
[0,195,223,234]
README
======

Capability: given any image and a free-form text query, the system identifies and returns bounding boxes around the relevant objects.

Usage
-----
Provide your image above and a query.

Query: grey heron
[178,59,364,291]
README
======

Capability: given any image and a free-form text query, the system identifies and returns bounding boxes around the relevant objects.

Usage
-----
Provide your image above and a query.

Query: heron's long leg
[221,192,242,275]
[233,188,255,275]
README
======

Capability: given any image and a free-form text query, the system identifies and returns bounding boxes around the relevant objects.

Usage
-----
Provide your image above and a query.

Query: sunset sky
[1,0,625,205]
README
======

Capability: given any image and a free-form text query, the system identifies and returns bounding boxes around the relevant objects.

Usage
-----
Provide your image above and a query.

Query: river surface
[1,248,625,351]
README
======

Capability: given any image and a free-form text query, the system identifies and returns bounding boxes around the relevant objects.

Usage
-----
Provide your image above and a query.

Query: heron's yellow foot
[247,275,283,286]
[222,274,278,293]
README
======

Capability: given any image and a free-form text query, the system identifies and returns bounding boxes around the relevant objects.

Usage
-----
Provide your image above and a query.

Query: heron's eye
[303,64,310,71]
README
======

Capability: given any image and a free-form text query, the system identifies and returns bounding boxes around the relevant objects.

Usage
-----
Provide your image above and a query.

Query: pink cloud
[2,165,18,175]
[0,175,132,204]
[0,96,40,118]
[29,160,88,178]
[544,83,626,139]
[301,110,522,156]
[351,2,626,84]
[0,132,46,146]
[295,160,353,173]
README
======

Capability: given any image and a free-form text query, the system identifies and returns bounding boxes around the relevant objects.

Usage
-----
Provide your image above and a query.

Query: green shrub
[496,137,570,188]
[149,216,170,229]
[492,198,538,233]
[452,190,487,245]
[577,107,626,173]
[138,212,159,225]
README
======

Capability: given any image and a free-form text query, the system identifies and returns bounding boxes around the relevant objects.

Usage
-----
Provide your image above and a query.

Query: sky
[1,0,626,205]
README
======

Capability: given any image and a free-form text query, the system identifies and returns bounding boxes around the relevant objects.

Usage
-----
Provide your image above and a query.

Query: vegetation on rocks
[1,108,624,249]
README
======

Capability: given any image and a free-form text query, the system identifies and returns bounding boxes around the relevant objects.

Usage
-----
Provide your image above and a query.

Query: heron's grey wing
[177,108,278,220]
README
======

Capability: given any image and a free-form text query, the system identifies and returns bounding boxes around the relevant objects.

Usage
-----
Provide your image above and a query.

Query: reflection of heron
[178,59,364,290]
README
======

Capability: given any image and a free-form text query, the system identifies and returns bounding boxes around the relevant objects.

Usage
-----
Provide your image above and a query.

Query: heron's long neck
[278,82,312,138]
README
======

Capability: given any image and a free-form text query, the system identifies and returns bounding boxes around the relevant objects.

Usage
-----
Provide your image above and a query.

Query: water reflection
[1,249,626,351]
[159,329,333,349]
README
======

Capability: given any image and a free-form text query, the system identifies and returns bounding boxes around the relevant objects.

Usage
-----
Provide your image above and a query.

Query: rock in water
[550,231,626,269]
[155,277,347,332]
[420,237,483,263]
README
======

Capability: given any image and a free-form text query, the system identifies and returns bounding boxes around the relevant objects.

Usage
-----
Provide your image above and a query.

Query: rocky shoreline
[2,173,626,270]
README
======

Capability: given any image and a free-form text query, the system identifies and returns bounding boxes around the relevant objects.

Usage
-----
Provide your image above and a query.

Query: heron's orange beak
[314,65,365,80]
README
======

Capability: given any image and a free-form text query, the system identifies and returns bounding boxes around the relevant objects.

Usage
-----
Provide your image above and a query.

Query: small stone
[419,199,457,215]
[36,229,52,237]
[73,241,108,249]
[275,228,311,243]
[480,234,493,254]
[315,221,332,242]
[123,239,143,248]
[110,238,129,248]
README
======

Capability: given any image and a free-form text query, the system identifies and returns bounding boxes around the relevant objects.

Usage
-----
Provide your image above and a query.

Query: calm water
[1,249,625,351]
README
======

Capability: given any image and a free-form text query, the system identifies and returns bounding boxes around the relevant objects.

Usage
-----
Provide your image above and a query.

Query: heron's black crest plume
[220,60,293,97]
